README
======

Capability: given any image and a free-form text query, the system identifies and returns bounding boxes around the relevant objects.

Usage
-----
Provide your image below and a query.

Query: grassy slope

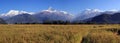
[0,24,119,43]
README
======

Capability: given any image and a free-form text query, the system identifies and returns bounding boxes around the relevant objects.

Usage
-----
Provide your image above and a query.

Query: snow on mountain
[41,7,57,13]
[2,7,120,24]
[0,10,34,20]
[103,9,120,14]
[40,7,69,15]
[73,9,120,23]
[75,9,103,21]
[3,7,73,24]
[33,7,73,22]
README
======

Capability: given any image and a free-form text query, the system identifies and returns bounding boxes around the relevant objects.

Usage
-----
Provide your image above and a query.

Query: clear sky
[0,0,120,14]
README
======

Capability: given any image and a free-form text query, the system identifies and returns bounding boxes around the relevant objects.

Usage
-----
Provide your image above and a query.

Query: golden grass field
[0,24,120,43]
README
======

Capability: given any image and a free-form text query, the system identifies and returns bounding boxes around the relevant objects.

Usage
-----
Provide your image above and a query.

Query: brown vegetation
[0,24,119,43]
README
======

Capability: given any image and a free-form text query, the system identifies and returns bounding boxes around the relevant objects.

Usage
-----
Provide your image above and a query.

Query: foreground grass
[0,24,120,43]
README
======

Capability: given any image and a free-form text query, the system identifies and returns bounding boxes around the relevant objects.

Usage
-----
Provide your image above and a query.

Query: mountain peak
[41,7,57,13]
[84,9,102,13]
[1,10,34,17]
[7,10,19,15]
[48,7,55,11]
[40,7,71,15]
[80,9,102,15]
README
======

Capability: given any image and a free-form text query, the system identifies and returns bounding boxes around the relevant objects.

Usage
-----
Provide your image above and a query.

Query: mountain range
[87,13,120,24]
[0,7,73,24]
[0,7,120,24]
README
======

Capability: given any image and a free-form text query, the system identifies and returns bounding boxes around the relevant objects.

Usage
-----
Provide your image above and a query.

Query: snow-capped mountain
[33,7,73,22]
[73,9,120,23]
[6,13,40,24]
[2,7,73,24]
[85,12,120,24]
[2,7,120,24]
[0,10,34,20]
[75,9,103,21]
[103,10,120,14]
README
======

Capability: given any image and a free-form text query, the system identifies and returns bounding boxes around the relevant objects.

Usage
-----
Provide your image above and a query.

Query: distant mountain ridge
[0,18,6,24]
[0,10,34,20]
[86,13,120,24]
[6,13,39,24]
[74,9,103,23]
[33,7,73,22]
[1,8,120,24]
[1,7,73,24]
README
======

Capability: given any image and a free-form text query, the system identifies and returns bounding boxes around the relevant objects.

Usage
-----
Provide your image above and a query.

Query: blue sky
[0,0,120,14]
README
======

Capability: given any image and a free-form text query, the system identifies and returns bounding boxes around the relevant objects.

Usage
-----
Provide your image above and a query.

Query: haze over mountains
[0,7,120,24]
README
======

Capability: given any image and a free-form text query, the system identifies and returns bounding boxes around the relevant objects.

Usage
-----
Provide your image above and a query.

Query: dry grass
[0,24,119,43]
